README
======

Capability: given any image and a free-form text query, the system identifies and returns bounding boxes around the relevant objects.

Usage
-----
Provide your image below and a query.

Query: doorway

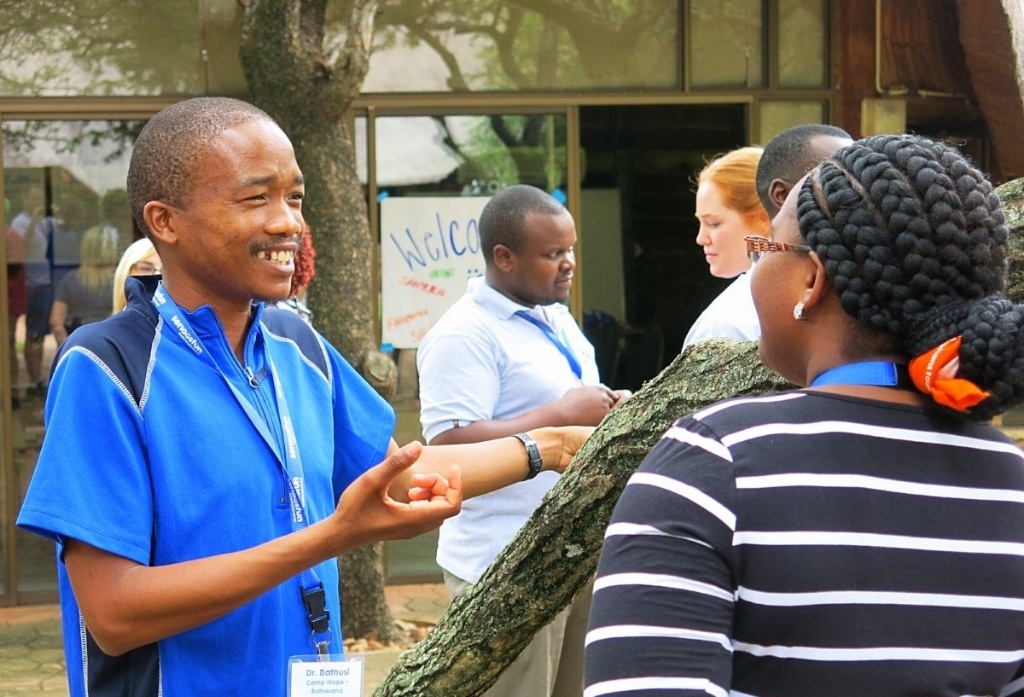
[578,103,749,390]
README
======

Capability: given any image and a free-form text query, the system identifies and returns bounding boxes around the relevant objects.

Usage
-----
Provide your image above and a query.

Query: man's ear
[768,179,791,214]
[144,201,178,247]
[492,244,516,273]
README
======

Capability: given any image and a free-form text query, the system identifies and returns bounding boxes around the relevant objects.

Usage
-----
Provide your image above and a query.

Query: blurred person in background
[112,237,161,314]
[271,226,314,324]
[50,224,118,346]
[755,123,853,219]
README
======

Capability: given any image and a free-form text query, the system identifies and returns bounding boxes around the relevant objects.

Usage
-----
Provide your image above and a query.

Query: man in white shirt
[417,184,629,697]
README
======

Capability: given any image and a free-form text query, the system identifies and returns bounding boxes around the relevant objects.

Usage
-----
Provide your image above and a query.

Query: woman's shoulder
[684,391,808,431]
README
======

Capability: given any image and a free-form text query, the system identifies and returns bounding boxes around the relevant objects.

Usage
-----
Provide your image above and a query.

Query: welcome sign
[380,196,489,348]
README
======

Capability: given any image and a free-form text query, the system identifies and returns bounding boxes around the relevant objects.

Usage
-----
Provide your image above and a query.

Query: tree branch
[373,340,791,697]
[406,23,470,91]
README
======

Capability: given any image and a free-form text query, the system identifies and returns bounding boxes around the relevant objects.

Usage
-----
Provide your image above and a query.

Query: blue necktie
[515,310,583,379]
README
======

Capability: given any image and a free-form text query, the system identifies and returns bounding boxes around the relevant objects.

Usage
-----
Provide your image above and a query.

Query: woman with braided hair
[585,134,1024,697]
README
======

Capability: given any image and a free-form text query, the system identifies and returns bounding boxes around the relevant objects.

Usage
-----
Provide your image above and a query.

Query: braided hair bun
[797,134,1024,420]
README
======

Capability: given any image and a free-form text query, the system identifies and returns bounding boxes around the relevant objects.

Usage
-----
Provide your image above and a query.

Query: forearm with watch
[510,426,590,481]
[512,432,543,480]
[412,426,592,500]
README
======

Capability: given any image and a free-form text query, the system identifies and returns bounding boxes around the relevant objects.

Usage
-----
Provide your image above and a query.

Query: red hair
[290,228,316,297]
[697,146,770,235]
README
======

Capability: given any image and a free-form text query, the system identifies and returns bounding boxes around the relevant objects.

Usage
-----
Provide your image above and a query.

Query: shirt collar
[468,275,562,321]
[142,279,265,345]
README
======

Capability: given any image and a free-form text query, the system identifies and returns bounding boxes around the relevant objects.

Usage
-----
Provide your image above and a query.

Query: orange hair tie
[908,335,990,412]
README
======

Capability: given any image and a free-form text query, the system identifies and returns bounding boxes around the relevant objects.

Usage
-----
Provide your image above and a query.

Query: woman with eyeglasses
[681,146,771,350]
[585,135,1024,696]
[111,237,162,314]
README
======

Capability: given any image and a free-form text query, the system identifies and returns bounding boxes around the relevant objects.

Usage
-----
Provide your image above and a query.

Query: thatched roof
[956,0,1024,180]
[871,0,1024,181]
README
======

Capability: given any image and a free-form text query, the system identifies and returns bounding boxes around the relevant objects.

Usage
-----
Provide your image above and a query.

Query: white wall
[579,188,625,320]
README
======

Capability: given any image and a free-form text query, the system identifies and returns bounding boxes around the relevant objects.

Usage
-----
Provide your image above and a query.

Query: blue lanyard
[514,310,583,379]
[810,361,905,387]
[151,285,333,655]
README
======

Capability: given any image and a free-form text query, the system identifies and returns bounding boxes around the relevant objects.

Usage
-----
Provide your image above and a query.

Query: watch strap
[512,432,543,480]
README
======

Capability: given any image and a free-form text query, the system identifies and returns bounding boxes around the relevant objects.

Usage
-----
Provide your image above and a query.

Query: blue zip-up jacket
[18,276,395,696]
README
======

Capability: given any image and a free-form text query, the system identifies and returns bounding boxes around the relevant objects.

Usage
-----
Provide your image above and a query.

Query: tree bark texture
[239,0,397,644]
[336,542,390,642]
[375,179,1024,696]
[997,178,1024,301]
[374,339,791,697]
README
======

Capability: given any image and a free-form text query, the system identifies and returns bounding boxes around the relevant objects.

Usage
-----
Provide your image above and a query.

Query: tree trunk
[374,339,792,697]
[239,0,397,644]
[336,543,390,642]
[998,178,1024,302]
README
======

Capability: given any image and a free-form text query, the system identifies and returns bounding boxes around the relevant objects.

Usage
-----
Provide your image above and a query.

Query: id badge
[288,655,364,697]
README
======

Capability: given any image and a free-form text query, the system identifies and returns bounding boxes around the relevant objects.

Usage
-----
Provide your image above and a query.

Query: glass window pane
[367,114,567,193]
[757,100,827,145]
[375,112,566,341]
[690,0,764,88]
[3,120,138,597]
[0,1,203,97]
[357,116,462,188]
[779,0,827,88]
[360,2,679,92]
[203,0,247,95]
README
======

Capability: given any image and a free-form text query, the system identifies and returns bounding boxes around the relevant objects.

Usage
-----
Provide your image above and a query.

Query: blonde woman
[111,237,161,314]
[50,225,120,346]
[682,146,771,349]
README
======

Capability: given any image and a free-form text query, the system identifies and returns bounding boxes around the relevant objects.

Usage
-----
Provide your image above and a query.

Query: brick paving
[0,604,66,696]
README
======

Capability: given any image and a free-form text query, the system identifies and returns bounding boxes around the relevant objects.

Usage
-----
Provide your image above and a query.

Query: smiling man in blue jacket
[17,97,590,697]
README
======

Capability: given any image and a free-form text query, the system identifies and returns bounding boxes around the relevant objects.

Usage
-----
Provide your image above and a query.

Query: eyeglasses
[744,235,812,264]
[131,261,160,275]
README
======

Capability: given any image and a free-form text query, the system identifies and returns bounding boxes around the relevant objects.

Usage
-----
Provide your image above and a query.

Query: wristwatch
[512,432,543,480]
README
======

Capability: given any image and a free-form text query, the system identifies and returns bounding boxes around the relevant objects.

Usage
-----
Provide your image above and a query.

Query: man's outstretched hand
[332,442,462,551]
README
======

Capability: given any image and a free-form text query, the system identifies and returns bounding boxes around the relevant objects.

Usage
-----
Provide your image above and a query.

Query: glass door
[2,118,140,604]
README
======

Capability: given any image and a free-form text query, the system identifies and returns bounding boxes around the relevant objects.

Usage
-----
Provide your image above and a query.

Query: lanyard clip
[302,583,331,637]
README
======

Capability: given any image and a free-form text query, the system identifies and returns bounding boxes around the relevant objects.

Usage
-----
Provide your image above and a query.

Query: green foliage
[0,0,208,97]
[434,113,567,192]
[2,120,143,164]
[362,0,676,91]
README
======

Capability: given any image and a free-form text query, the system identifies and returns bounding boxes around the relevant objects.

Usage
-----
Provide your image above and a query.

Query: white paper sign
[380,196,489,348]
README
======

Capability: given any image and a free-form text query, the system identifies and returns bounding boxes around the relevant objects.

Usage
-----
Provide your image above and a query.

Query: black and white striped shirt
[585,391,1024,697]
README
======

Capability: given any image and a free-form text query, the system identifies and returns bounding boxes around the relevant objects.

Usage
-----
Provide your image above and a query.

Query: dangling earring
[793,301,806,321]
